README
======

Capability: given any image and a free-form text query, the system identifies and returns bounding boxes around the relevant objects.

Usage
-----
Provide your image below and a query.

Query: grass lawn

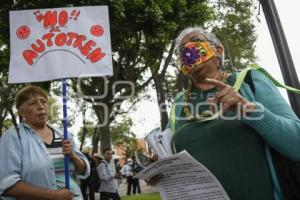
[121,193,161,200]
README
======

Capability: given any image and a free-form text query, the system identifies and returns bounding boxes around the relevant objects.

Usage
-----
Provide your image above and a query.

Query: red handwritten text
[23,32,105,65]
[34,9,80,32]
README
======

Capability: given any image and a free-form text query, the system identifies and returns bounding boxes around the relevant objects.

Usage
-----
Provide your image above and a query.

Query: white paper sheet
[134,150,230,200]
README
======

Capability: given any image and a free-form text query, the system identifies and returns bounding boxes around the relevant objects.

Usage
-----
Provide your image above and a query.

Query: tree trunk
[92,124,111,154]
[150,41,176,131]
[153,75,169,131]
[92,127,100,154]
[92,103,113,153]
[100,124,111,151]
[79,108,87,151]
[79,126,87,151]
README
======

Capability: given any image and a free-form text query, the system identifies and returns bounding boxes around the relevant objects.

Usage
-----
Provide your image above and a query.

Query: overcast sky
[256,0,300,100]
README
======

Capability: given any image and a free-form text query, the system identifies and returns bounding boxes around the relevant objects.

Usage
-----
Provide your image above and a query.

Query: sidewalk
[95,178,158,199]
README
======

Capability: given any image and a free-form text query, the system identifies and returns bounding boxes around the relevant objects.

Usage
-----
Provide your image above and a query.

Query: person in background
[131,156,142,195]
[80,152,99,200]
[88,154,102,200]
[0,86,90,200]
[93,154,103,165]
[80,152,92,200]
[120,159,133,196]
[97,148,121,200]
[120,158,128,179]
[114,158,121,177]
[114,158,122,186]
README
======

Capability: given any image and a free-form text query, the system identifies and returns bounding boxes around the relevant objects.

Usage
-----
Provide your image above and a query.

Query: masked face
[179,41,216,75]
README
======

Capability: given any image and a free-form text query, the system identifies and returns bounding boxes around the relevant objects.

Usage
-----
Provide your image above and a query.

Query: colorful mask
[179,42,216,75]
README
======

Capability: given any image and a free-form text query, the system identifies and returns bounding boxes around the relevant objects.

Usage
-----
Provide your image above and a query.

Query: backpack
[244,71,300,200]
[131,162,143,176]
[89,162,101,191]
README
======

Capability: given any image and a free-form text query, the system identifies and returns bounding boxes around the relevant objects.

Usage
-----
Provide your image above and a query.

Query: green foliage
[72,0,215,149]
[111,116,142,158]
[1,118,13,135]
[0,0,258,145]
[111,117,134,141]
[47,97,61,125]
[77,121,95,147]
[211,0,257,69]
[3,118,13,129]
[0,74,21,136]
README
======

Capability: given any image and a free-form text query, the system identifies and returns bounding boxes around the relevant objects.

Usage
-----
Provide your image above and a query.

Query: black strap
[15,126,20,140]
[243,70,300,199]
[270,149,300,200]
[99,161,108,167]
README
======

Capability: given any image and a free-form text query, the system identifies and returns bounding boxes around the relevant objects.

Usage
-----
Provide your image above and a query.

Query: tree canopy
[0,0,258,154]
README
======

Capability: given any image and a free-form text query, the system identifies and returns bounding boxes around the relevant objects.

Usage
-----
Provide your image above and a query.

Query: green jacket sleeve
[243,70,300,161]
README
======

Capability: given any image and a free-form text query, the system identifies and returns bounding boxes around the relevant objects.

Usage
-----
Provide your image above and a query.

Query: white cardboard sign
[9,6,113,83]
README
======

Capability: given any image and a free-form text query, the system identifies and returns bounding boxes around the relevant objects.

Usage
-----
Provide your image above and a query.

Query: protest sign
[9,6,112,83]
